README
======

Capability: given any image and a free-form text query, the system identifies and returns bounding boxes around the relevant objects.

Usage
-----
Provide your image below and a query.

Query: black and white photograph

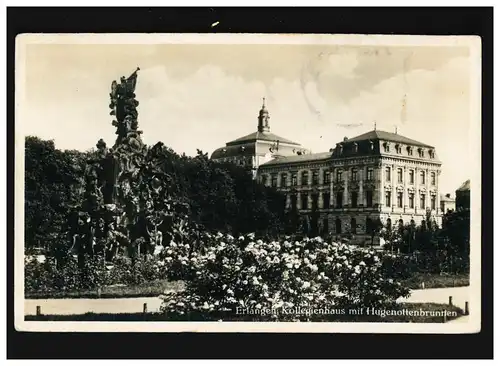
[14,33,481,333]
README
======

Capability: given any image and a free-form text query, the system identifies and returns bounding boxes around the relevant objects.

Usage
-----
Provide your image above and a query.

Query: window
[301,195,308,210]
[418,148,424,158]
[383,143,390,153]
[366,191,373,207]
[409,170,415,184]
[351,168,359,182]
[336,169,343,182]
[420,194,426,209]
[385,191,391,207]
[353,142,358,153]
[351,218,357,234]
[311,194,319,210]
[366,218,372,234]
[301,171,309,186]
[407,146,413,156]
[420,171,425,185]
[351,192,358,208]
[323,170,331,184]
[335,218,342,234]
[291,173,297,186]
[322,218,329,235]
[323,192,330,209]
[431,172,436,185]
[429,149,435,159]
[408,193,414,208]
[397,168,403,183]
[431,196,436,210]
[366,167,374,181]
[261,175,268,185]
[280,173,288,187]
[396,144,402,154]
[397,192,403,208]
[312,170,319,185]
[385,167,391,182]
[290,194,297,210]
[271,174,277,188]
[336,192,343,208]
[386,218,392,229]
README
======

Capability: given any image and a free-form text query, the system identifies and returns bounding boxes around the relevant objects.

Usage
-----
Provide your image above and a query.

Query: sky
[17,37,478,195]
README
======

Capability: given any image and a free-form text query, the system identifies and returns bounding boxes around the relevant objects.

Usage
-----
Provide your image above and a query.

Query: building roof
[210,143,257,160]
[344,130,434,148]
[226,131,301,146]
[440,194,455,202]
[456,179,470,192]
[260,151,333,167]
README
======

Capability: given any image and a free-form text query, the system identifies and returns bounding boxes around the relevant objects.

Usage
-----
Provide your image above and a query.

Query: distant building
[210,100,443,245]
[440,193,455,214]
[211,99,311,178]
[455,179,470,210]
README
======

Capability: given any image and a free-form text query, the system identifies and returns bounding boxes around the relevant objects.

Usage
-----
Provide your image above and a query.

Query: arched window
[351,218,357,234]
[410,219,415,227]
[386,218,392,229]
[335,218,342,234]
[398,219,404,228]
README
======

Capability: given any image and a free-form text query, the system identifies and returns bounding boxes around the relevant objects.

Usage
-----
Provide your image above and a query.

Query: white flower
[239,236,245,241]
[202,302,210,310]
[255,304,262,309]
[286,263,293,269]
[301,281,311,289]
[359,261,366,266]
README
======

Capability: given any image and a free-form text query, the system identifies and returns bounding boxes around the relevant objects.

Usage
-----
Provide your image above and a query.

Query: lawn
[403,273,469,290]
[25,302,464,323]
[24,280,184,299]
[25,273,469,299]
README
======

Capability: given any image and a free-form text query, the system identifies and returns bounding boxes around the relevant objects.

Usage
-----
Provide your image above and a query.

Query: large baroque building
[211,101,443,245]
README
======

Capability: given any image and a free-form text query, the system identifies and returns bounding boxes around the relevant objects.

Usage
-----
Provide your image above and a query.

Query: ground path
[25,286,470,316]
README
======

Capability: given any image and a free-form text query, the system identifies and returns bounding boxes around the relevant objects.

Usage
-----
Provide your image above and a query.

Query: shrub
[159,234,410,321]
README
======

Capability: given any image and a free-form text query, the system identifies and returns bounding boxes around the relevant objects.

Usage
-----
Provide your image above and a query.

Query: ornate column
[308,169,313,186]
[307,192,312,210]
[425,167,430,209]
[358,166,364,207]
[286,194,291,210]
[403,166,408,213]
[343,168,349,207]
[297,192,301,210]
[330,168,334,206]
[276,172,281,188]
[391,164,396,211]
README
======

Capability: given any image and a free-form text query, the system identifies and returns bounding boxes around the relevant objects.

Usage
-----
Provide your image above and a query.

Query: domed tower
[257,98,270,133]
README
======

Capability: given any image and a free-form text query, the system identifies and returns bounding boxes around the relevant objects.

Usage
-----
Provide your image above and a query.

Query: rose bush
[159,233,410,321]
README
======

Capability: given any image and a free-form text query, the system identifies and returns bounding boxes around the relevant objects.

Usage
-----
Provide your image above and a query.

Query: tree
[24,136,87,253]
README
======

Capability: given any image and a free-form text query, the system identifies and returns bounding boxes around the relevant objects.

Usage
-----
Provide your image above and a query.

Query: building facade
[211,99,310,178]
[211,101,443,245]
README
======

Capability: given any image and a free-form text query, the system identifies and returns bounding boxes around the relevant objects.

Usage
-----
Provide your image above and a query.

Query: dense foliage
[159,234,410,321]
[24,137,288,256]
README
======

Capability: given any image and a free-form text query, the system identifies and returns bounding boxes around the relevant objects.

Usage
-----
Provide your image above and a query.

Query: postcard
[15,33,481,333]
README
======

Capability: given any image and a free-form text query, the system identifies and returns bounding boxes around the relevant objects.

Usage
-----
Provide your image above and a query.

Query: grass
[403,273,469,290]
[25,302,464,323]
[24,280,184,299]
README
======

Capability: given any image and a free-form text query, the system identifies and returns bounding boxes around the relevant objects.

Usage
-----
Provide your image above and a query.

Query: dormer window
[337,143,343,155]
[395,144,402,154]
[369,140,374,151]
[352,142,358,153]
[383,142,390,153]
[429,149,435,159]
[407,146,413,156]
[418,148,424,158]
